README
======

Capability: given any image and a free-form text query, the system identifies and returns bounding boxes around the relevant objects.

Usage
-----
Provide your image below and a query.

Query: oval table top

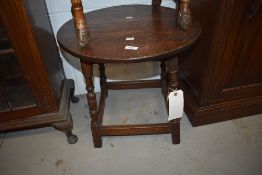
[57,5,201,63]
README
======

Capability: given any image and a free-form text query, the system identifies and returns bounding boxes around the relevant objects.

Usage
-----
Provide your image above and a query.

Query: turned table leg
[167,57,181,144]
[170,118,181,144]
[81,61,102,148]
[160,61,168,96]
[99,63,108,97]
[167,58,178,91]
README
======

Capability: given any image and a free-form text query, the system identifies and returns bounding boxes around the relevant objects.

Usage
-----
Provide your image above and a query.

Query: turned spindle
[178,0,192,30]
[71,0,90,47]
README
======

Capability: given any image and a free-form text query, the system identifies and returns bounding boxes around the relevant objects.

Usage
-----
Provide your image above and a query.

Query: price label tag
[125,46,138,50]
[126,37,135,41]
[125,16,134,19]
[168,90,184,121]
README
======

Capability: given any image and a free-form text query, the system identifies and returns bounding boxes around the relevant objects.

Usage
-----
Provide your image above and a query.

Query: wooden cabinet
[0,0,78,143]
[179,0,262,125]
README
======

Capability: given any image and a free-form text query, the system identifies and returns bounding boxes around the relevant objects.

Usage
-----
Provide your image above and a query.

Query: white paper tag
[168,90,184,121]
[126,37,135,41]
[125,16,134,19]
[125,46,138,50]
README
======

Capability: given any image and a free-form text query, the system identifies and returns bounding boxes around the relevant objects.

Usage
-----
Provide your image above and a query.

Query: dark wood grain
[167,57,179,90]
[99,64,108,97]
[179,0,262,126]
[107,80,161,90]
[170,119,181,144]
[57,5,200,63]
[102,123,173,136]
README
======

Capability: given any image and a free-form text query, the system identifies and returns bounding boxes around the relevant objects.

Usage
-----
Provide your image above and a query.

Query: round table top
[57,5,201,63]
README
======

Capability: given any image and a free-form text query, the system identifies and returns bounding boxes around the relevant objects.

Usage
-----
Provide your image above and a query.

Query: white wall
[45,0,176,94]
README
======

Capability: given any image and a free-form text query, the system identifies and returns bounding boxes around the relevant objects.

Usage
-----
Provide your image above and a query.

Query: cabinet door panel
[207,0,262,102]
[223,0,262,89]
[0,0,52,121]
[182,0,262,126]
[0,22,37,112]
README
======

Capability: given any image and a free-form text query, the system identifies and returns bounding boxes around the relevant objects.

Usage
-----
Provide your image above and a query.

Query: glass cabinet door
[0,21,37,112]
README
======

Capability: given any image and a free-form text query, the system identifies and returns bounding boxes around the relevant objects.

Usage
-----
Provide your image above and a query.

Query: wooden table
[57,5,201,148]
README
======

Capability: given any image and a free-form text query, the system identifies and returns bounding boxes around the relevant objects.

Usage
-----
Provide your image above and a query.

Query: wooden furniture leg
[167,58,181,144]
[160,61,167,96]
[99,64,108,97]
[52,112,78,144]
[152,0,162,6]
[81,61,102,148]
[167,58,178,91]
[52,79,78,144]
[170,118,181,144]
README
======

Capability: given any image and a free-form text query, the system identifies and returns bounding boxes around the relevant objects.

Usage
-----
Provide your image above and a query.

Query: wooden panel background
[179,0,262,125]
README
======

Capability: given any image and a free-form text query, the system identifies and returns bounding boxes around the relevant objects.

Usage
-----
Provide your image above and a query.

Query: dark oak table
[57,5,201,148]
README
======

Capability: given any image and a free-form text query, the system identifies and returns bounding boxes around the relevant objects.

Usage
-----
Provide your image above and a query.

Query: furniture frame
[0,0,78,144]
[58,0,200,147]
[82,59,180,148]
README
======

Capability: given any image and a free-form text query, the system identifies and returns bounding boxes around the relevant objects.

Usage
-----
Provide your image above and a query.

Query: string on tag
[168,87,177,99]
